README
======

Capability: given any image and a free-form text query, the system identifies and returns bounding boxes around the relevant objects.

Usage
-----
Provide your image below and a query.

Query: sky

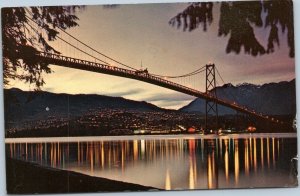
[8,3,295,109]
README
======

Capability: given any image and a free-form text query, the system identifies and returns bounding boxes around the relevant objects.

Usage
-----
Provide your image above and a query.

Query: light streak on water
[5,133,298,190]
[5,133,297,144]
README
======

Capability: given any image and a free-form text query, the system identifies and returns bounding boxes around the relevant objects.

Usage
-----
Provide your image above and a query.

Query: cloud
[107,88,144,97]
[145,93,195,102]
[43,87,55,92]
[246,64,294,77]
[144,93,195,109]
[153,100,193,109]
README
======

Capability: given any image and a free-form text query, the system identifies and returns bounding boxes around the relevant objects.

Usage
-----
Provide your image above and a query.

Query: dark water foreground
[5,133,298,193]
[6,158,157,194]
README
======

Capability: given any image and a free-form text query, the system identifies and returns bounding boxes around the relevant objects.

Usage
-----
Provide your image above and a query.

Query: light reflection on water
[6,134,298,190]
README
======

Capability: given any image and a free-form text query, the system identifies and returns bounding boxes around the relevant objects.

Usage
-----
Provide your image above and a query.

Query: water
[5,133,298,190]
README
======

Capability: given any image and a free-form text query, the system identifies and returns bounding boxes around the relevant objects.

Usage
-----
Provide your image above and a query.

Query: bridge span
[34,52,280,124]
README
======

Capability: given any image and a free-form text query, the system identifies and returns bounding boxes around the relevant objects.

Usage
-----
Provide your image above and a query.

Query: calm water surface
[6,133,298,190]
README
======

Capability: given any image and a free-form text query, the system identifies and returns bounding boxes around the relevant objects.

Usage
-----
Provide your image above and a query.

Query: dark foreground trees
[170,0,294,57]
[2,6,81,89]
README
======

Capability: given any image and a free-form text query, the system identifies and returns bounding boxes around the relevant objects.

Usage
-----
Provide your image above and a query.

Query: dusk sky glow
[9,3,295,109]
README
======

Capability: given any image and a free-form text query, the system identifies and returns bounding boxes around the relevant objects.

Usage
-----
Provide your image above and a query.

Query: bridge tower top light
[207,61,215,66]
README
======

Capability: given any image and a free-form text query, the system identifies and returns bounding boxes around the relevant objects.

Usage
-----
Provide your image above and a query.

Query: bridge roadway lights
[34,53,282,128]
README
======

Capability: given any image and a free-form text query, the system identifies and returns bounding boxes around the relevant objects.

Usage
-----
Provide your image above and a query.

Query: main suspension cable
[25,8,139,70]
[24,8,208,79]
[153,65,206,78]
[24,16,110,65]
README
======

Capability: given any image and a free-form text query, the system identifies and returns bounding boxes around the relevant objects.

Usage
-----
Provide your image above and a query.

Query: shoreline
[5,132,298,143]
[6,158,159,194]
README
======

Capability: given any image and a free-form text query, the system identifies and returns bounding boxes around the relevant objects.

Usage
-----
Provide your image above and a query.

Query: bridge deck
[35,52,281,124]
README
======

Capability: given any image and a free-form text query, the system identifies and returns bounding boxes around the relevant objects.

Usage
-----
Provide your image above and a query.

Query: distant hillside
[4,88,166,124]
[180,79,296,115]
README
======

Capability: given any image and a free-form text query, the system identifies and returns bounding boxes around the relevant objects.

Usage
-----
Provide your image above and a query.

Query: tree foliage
[169,0,294,57]
[2,6,81,89]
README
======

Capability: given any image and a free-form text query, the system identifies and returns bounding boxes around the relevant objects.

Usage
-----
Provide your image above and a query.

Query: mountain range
[4,88,166,124]
[180,79,296,115]
[4,79,296,125]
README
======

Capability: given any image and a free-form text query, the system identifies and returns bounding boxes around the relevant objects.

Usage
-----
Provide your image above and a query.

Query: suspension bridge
[16,9,285,130]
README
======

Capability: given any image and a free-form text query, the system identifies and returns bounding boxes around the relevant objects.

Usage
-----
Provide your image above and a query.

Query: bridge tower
[205,63,218,133]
